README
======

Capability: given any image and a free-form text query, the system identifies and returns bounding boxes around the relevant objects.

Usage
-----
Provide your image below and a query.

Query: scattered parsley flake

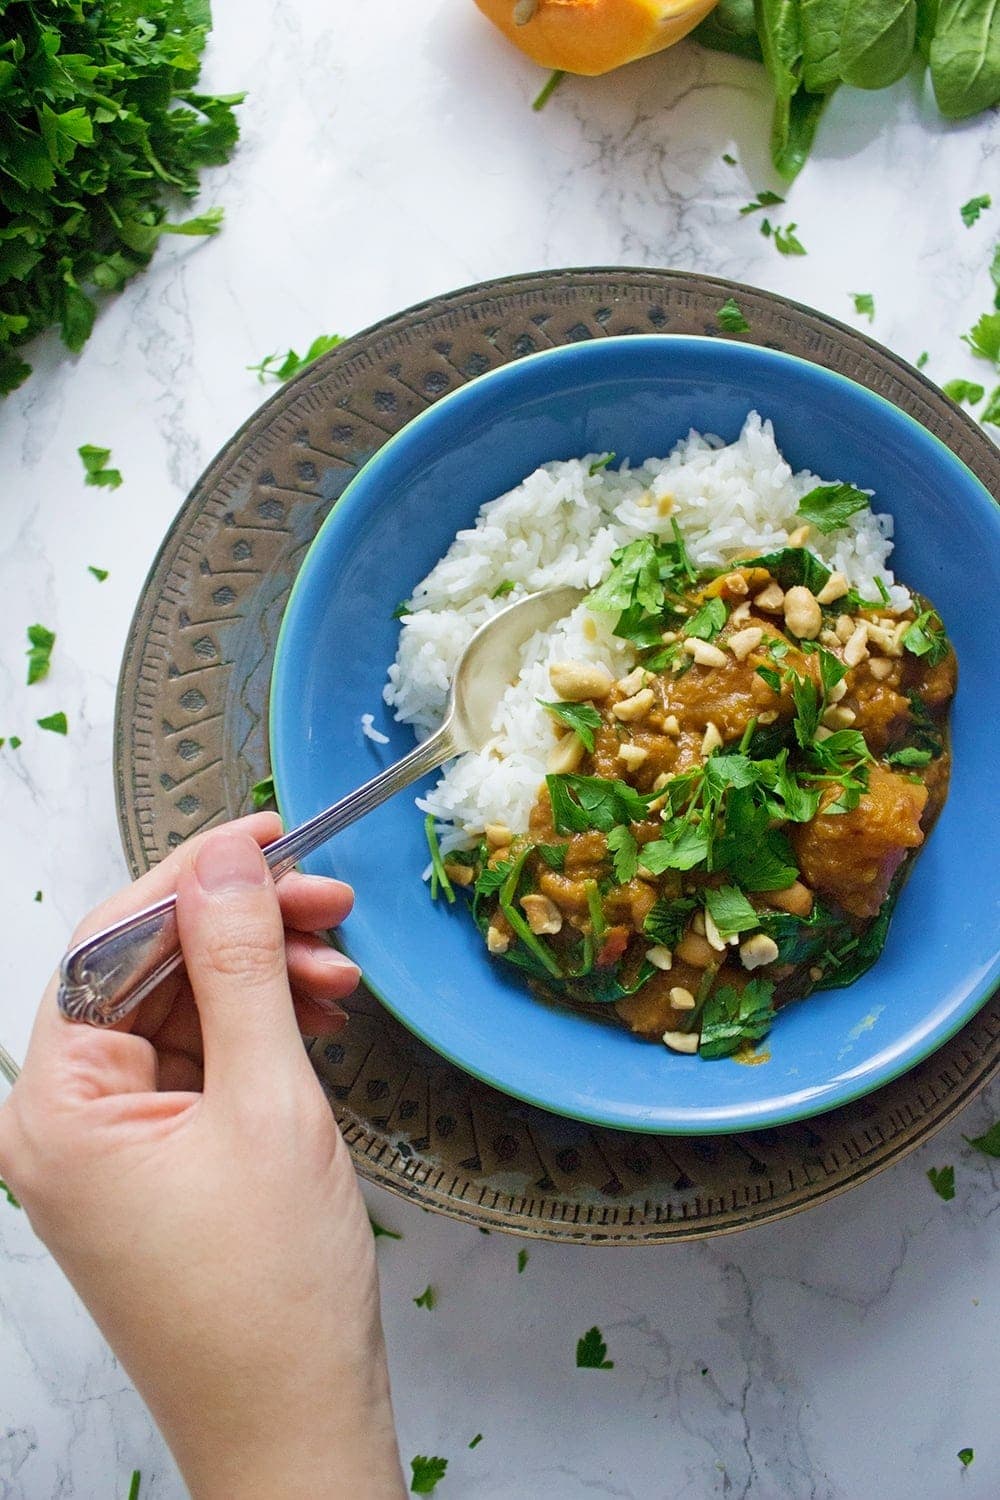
[0,1179,20,1209]
[369,1215,403,1240]
[517,1247,529,1274]
[25,624,55,685]
[958,1447,974,1467]
[532,68,565,111]
[717,297,750,333]
[963,1120,1000,1157]
[963,310,1000,364]
[760,217,773,238]
[961,194,991,227]
[722,152,737,165]
[851,292,875,321]
[410,1455,448,1494]
[413,1285,436,1310]
[78,445,122,489]
[980,385,1000,425]
[392,600,412,618]
[942,379,985,406]
[773,223,807,256]
[588,452,615,475]
[127,1474,141,1500]
[248,334,342,384]
[927,1165,955,1201]
[250,775,275,809]
[795,482,870,534]
[491,579,516,598]
[469,1433,483,1449]
[33,890,42,903]
[8,736,21,750]
[37,711,67,735]
[739,190,785,215]
[576,1325,614,1369]
[916,351,929,369]
[88,566,109,582]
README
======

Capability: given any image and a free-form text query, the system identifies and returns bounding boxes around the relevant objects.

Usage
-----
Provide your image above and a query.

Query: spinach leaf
[801,0,848,90]
[814,878,901,988]
[571,960,657,1005]
[699,978,777,1059]
[775,89,831,180]
[755,901,846,965]
[643,894,701,948]
[693,0,765,59]
[916,0,939,60]
[930,0,1000,118]
[839,0,917,89]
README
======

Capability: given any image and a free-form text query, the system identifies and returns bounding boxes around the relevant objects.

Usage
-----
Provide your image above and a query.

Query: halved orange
[474,0,719,77]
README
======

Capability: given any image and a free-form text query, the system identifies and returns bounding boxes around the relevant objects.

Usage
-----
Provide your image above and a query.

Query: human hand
[0,816,405,1500]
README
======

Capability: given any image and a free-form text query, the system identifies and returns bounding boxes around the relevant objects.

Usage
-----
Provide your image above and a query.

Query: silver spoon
[58,585,584,1028]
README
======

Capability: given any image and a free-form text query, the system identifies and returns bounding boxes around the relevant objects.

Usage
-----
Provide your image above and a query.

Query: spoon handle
[57,723,457,1028]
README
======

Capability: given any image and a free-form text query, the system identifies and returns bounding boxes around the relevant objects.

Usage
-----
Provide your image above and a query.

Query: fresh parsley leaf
[87,566,109,582]
[369,1216,403,1240]
[474,860,514,897]
[916,350,930,369]
[0,1179,20,1209]
[903,608,949,665]
[704,885,760,939]
[760,217,773,237]
[741,547,831,595]
[248,333,342,384]
[942,378,985,405]
[532,67,565,111]
[699,978,776,1059]
[537,698,601,753]
[588,452,615,475]
[884,746,933,767]
[469,1433,484,1449]
[546,774,652,835]
[410,1455,448,1493]
[716,788,798,891]
[981,385,1000,425]
[790,672,821,747]
[963,1120,1000,1157]
[756,665,782,693]
[684,596,728,640]
[958,1448,974,1467]
[392,600,412,619]
[413,1285,436,1310]
[739,190,785,214]
[535,843,567,871]
[587,538,663,616]
[491,579,516,598]
[795,482,870,534]
[127,1472,141,1500]
[607,825,639,884]
[37,711,68,735]
[702,753,760,793]
[961,194,991,227]
[639,825,712,874]
[717,297,751,332]
[851,292,875,321]
[927,1165,955,1201]
[517,1248,529,1273]
[250,775,275,809]
[25,624,55,686]
[576,1326,614,1369]
[773,222,807,256]
[963,310,1000,364]
[819,647,848,697]
[78,444,122,489]
[643,894,700,948]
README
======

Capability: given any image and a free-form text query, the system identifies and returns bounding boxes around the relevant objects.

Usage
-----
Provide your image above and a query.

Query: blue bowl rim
[270,332,1000,1134]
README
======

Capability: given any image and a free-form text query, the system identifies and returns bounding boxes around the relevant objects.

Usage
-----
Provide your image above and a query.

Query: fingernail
[195,832,268,893]
[312,997,350,1019]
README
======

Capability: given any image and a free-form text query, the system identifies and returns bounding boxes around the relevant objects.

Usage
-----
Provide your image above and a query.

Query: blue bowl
[270,335,1000,1134]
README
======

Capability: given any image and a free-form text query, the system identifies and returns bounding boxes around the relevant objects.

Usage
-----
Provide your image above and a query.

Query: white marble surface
[1,3,999,1495]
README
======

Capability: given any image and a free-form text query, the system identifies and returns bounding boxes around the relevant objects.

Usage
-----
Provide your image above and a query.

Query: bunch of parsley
[0,0,243,395]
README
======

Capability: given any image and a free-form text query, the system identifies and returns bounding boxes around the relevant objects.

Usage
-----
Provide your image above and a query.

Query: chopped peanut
[701,722,723,756]
[816,570,849,605]
[835,613,855,643]
[869,657,894,681]
[827,677,848,703]
[703,909,727,952]
[520,892,563,936]
[787,523,811,547]
[485,822,513,849]
[843,623,869,667]
[728,625,764,661]
[669,986,697,1010]
[740,933,780,970]
[612,687,656,722]
[443,861,475,888]
[548,660,614,702]
[547,732,586,774]
[663,1029,699,1053]
[663,714,681,737]
[617,666,649,696]
[487,924,510,955]
[684,638,728,668]
[730,600,752,625]
[646,945,673,970]
[753,582,785,613]
[821,704,857,729]
[721,570,749,596]
[783,585,823,640]
[618,742,649,771]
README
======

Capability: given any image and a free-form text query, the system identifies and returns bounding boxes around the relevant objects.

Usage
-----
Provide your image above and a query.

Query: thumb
[175,827,306,1093]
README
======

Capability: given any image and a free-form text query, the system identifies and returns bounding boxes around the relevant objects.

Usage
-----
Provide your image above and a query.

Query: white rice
[381,412,907,850]
[360,712,390,745]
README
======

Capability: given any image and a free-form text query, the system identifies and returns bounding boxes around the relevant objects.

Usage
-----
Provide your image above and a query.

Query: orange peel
[474,0,718,77]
